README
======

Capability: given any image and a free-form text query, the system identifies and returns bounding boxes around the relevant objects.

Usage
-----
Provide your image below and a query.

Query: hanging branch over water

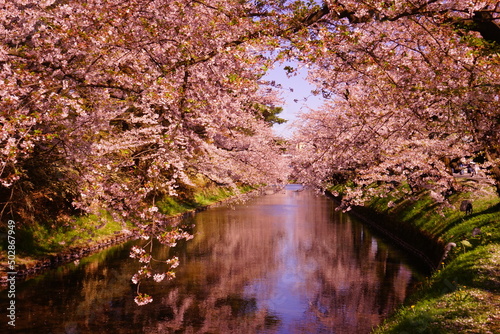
[2,0,500,305]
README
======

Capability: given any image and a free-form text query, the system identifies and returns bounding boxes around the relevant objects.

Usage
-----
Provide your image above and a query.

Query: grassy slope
[366,179,500,333]
[1,183,254,269]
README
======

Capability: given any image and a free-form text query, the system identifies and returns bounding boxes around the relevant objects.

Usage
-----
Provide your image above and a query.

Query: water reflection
[2,185,418,333]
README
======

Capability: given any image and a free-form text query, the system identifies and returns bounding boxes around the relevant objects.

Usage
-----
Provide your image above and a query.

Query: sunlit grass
[366,180,500,333]
[2,183,256,264]
[10,211,126,258]
[378,286,499,334]
[156,185,253,215]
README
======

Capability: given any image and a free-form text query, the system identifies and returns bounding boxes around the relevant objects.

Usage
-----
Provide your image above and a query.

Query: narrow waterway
[3,185,420,333]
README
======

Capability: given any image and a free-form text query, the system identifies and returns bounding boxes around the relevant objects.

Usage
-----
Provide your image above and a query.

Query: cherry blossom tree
[1,0,296,221]
[291,0,500,206]
[0,0,300,304]
[2,0,500,304]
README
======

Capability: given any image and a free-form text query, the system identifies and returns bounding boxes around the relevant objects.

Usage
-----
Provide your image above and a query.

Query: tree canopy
[2,0,500,303]
[289,0,500,207]
[1,0,294,225]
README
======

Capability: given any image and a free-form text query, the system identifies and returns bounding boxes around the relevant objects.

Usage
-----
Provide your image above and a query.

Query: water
[2,185,419,333]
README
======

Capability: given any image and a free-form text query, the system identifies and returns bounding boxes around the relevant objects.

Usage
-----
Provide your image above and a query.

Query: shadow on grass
[440,202,500,239]
[427,244,500,297]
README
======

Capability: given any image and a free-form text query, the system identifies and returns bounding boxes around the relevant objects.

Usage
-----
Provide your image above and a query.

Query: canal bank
[326,191,443,274]
[1,184,419,333]
[0,184,266,287]
[329,179,500,333]
[3,180,498,332]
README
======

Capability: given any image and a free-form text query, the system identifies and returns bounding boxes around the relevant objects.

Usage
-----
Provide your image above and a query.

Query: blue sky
[263,62,324,138]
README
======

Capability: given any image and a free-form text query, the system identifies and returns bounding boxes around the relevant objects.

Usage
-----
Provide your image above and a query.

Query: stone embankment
[1,185,282,288]
[335,179,500,333]
[1,231,134,285]
[326,191,443,273]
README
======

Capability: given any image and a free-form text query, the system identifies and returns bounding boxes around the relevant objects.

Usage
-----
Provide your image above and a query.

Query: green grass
[156,196,197,216]
[2,211,127,261]
[364,180,500,333]
[1,183,255,267]
[377,286,499,333]
[365,181,500,245]
[156,185,254,215]
[376,245,500,333]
